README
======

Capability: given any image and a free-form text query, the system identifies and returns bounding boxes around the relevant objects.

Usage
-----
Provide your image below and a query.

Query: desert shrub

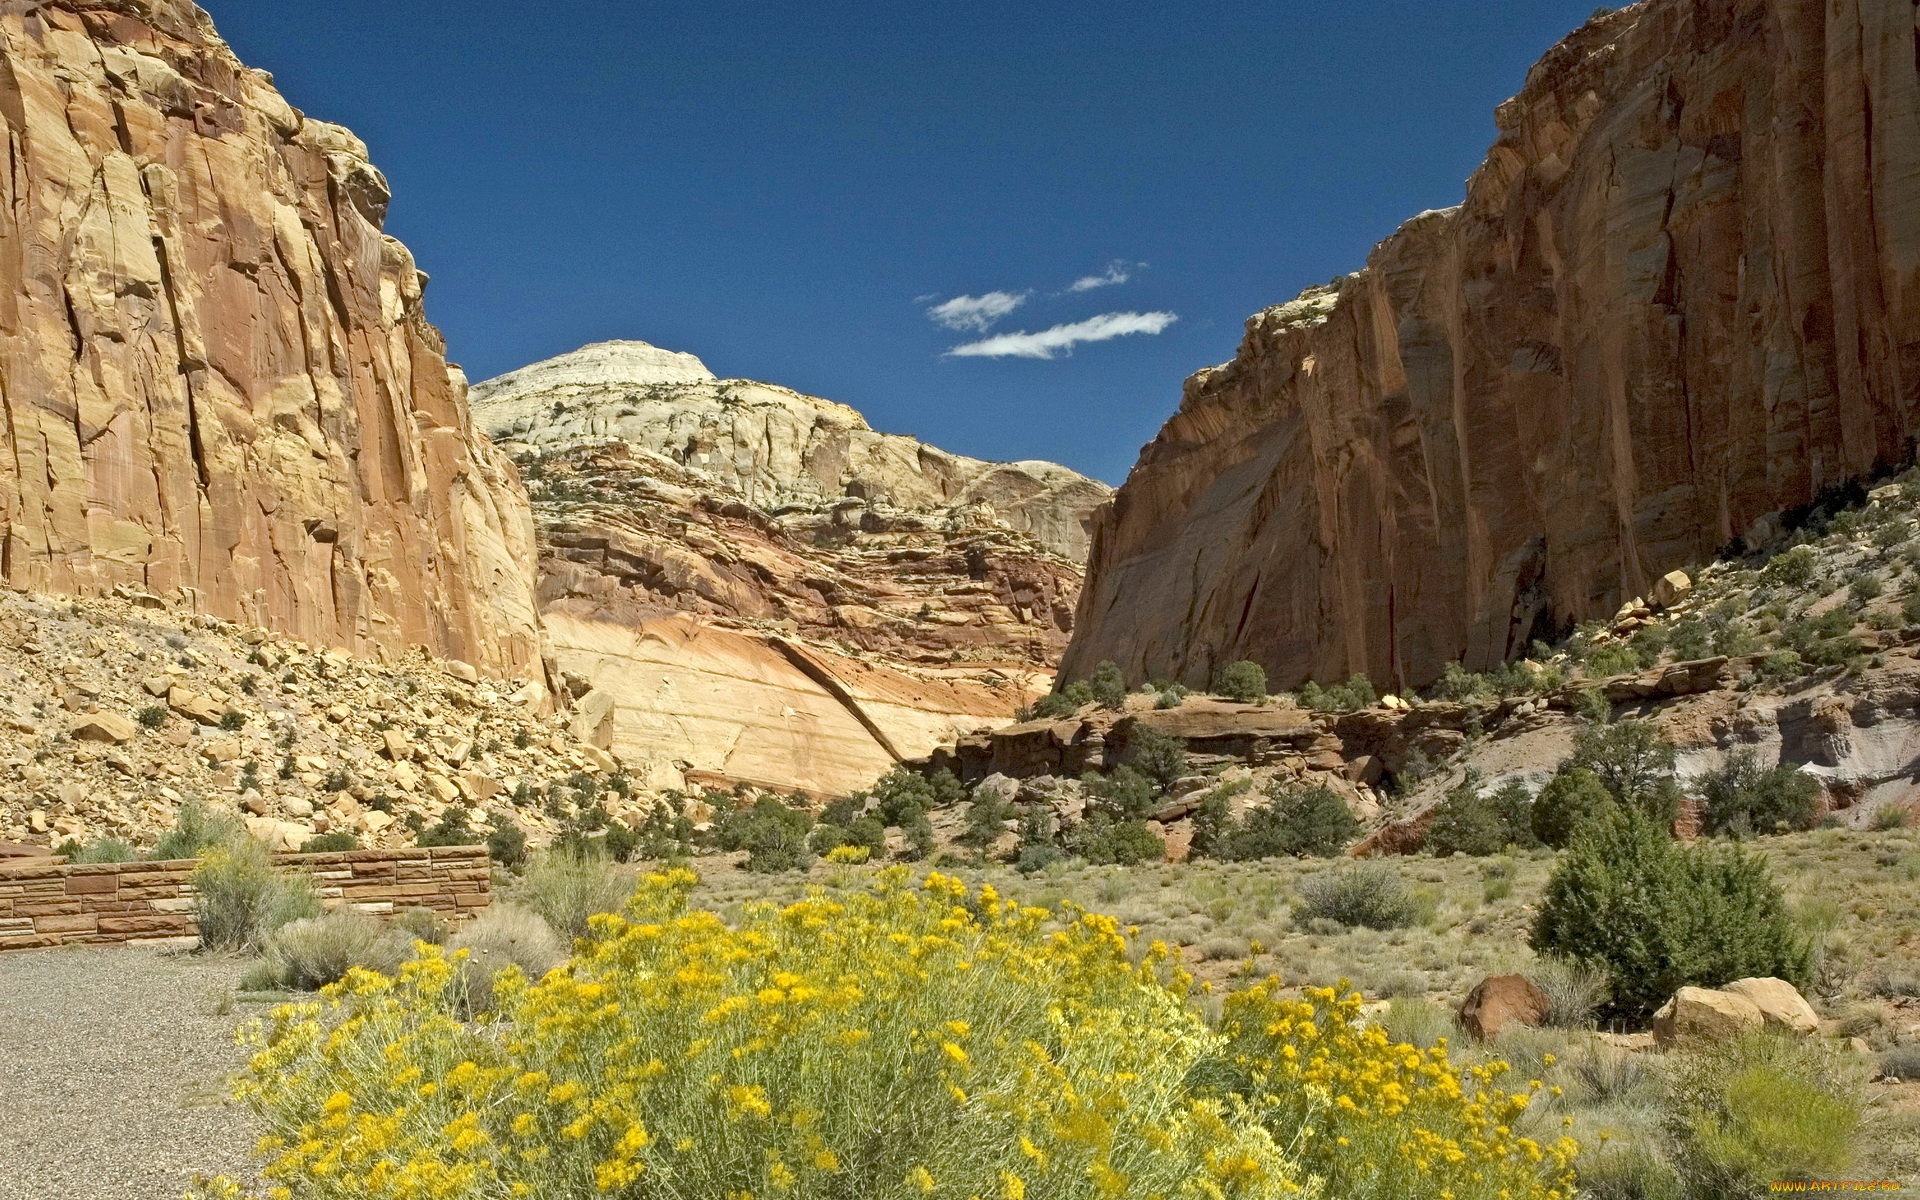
[1031,681,1093,719]
[898,802,936,861]
[391,906,446,946]
[1429,660,1493,701]
[514,849,633,942]
[1583,643,1643,678]
[1530,807,1812,1017]
[416,805,478,849]
[1206,783,1360,861]
[1697,750,1820,836]
[1661,1031,1865,1197]
[204,869,1575,1200]
[1212,659,1268,702]
[957,785,1016,851]
[1531,767,1619,848]
[67,836,137,863]
[1067,816,1164,865]
[445,902,565,1015]
[148,800,243,861]
[1879,1044,1920,1081]
[1086,659,1128,710]
[1760,545,1817,587]
[1083,764,1159,822]
[297,832,359,854]
[136,704,166,728]
[1124,724,1188,789]
[1297,862,1427,929]
[810,813,888,859]
[257,910,410,991]
[1529,956,1610,1029]
[714,796,815,873]
[190,838,320,952]
[1666,619,1712,663]
[483,814,529,868]
[1299,672,1379,713]
[1014,842,1063,874]
[1424,778,1536,856]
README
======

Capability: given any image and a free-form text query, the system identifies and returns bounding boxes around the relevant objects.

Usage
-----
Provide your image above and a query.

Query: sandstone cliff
[1062,0,1920,693]
[0,0,541,676]
[473,343,1108,796]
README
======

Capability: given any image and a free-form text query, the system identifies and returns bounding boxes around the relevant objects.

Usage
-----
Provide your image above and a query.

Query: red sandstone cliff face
[0,1,541,675]
[1061,0,1920,694]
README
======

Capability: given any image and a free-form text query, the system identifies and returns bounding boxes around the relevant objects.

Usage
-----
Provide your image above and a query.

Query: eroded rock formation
[0,0,540,675]
[473,343,1110,796]
[1063,0,1920,693]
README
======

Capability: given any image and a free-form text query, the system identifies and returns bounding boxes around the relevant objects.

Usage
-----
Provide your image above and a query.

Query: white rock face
[471,340,1110,563]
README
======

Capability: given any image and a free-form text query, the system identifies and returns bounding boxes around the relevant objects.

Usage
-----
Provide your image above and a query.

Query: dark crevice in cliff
[769,637,905,763]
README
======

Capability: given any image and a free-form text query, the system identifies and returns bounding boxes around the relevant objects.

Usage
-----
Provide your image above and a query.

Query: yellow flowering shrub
[194,869,1572,1200]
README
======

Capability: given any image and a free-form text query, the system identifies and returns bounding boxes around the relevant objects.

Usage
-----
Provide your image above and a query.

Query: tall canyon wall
[1062,0,1920,693]
[0,0,540,675]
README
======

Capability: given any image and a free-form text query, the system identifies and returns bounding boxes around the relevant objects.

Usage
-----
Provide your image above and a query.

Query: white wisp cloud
[944,310,1179,360]
[1068,260,1142,292]
[924,290,1029,332]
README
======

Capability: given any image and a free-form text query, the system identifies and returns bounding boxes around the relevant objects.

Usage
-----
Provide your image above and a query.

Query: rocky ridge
[474,341,1109,563]
[0,586,628,854]
[1062,0,1920,695]
[472,344,1108,798]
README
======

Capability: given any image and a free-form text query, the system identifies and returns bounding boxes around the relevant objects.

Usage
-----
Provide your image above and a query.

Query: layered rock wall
[1063,0,1920,692]
[0,1,540,675]
[475,344,1104,796]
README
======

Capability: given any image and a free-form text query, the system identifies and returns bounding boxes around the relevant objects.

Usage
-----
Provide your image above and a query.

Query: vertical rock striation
[0,0,540,675]
[1063,0,1920,693]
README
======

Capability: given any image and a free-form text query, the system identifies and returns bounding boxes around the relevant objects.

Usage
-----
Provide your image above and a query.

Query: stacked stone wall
[0,845,490,950]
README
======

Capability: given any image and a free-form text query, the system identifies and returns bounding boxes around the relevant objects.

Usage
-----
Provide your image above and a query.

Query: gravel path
[0,945,264,1200]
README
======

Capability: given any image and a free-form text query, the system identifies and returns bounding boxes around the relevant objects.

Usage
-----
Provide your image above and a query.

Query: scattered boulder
[1651,570,1693,609]
[1720,977,1819,1035]
[70,711,137,744]
[1458,974,1550,1040]
[1651,986,1764,1045]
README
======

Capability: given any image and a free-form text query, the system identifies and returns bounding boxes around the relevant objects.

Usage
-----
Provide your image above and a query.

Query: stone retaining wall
[0,846,490,951]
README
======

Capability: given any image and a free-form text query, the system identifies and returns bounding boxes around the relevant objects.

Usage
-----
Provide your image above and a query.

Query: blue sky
[216,1,1604,484]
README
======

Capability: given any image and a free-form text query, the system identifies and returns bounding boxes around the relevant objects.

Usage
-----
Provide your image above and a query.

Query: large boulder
[1651,986,1764,1045]
[1720,977,1819,1035]
[1458,974,1550,1040]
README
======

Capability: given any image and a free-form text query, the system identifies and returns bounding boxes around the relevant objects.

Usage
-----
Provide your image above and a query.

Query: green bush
[714,796,815,873]
[1031,681,1093,719]
[148,800,243,861]
[1424,778,1535,856]
[136,704,166,729]
[957,785,1016,851]
[416,805,478,848]
[1566,718,1681,823]
[515,849,634,942]
[1192,781,1359,861]
[899,803,936,861]
[1698,750,1820,836]
[1212,659,1268,703]
[1068,817,1164,865]
[484,814,529,868]
[1296,863,1427,929]
[1084,764,1160,822]
[66,837,137,864]
[1429,661,1492,701]
[1530,807,1812,1017]
[1085,660,1128,710]
[1661,1031,1865,1197]
[1124,724,1188,789]
[1582,643,1643,678]
[1759,546,1817,587]
[190,838,321,952]
[297,832,360,854]
[1298,673,1379,713]
[1530,767,1619,848]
